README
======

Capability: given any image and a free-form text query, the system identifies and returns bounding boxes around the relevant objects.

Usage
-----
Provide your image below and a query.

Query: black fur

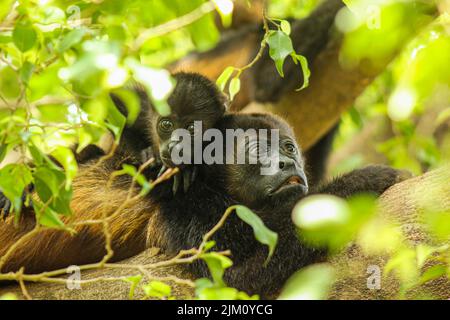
[144,113,408,297]
[112,72,227,164]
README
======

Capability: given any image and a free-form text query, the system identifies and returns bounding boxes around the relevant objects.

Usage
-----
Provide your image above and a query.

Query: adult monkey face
[210,113,308,211]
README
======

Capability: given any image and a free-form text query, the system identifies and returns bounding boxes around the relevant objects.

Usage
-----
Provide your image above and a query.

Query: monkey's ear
[109,92,128,117]
[110,82,154,121]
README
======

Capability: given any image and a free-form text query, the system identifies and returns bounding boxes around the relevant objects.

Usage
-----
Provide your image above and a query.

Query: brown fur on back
[0,159,159,274]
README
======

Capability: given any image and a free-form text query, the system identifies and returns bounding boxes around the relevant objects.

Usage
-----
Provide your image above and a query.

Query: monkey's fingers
[0,196,6,220]
[172,173,181,195]
[0,195,5,209]
[3,199,11,217]
[183,169,191,193]
[157,165,167,178]
[140,147,157,166]
[191,167,198,184]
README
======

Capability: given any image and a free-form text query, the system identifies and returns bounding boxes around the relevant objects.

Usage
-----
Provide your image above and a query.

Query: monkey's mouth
[271,175,308,195]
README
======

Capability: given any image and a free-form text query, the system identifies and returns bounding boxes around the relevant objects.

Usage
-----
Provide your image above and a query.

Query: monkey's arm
[314,165,412,199]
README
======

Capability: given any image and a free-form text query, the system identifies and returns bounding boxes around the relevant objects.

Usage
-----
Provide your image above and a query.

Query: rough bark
[1,165,448,300]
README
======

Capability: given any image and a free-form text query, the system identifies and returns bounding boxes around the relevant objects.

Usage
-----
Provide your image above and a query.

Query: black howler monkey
[109,71,229,192]
[0,112,409,298]
[0,72,227,218]
[145,113,409,296]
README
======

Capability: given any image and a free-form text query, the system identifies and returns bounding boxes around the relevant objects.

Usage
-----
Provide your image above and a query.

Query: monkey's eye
[159,119,174,132]
[282,142,297,155]
[186,123,195,135]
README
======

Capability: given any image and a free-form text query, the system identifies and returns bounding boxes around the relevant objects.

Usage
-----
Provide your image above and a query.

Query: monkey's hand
[138,146,165,181]
[316,165,413,198]
[0,185,34,220]
[158,165,198,194]
[140,146,161,168]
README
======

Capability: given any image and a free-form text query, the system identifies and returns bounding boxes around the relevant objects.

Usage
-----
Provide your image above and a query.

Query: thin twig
[133,1,216,50]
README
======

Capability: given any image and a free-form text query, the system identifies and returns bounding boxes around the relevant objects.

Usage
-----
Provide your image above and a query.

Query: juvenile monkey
[0,72,228,217]
[111,71,229,193]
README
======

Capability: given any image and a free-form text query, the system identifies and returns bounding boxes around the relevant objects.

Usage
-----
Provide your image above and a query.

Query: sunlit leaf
[292,54,310,90]
[13,22,37,52]
[33,200,66,229]
[278,264,335,300]
[0,164,33,214]
[228,77,241,101]
[57,28,87,53]
[213,0,234,28]
[216,66,234,92]
[19,61,35,84]
[280,20,291,35]
[201,252,233,287]
[143,281,172,299]
[267,30,294,77]
[419,264,447,285]
[50,146,78,190]
[124,275,143,300]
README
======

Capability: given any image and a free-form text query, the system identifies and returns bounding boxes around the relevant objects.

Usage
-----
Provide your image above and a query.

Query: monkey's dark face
[154,72,226,167]
[211,114,308,212]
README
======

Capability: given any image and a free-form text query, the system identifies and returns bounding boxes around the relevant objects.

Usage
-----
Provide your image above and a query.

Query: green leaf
[420,264,447,284]
[33,200,66,228]
[195,278,214,292]
[214,0,233,28]
[292,54,310,90]
[0,34,12,44]
[50,147,78,190]
[416,244,436,269]
[0,144,7,163]
[228,77,240,101]
[0,66,21,98]
[216,66,234,92]
[124,275,143,300]
[235,205,278,264]
[267,30,294,77]
[0,0,15,21]
[57,28,87,53]
[203,240,216,251]
[34,167,60,201]
[33,166,73,216]
[201,252,233,287]
[143,281,172,299]
[197,287,238,300]
[13,22,37,52]
[20,61,35,84]
[0,164,33,214]
[280,20,291,35]
[278,264,335,300]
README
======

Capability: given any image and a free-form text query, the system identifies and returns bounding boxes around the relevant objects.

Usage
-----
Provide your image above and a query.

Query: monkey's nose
[167,141,178,154]
[279,158,296,170]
